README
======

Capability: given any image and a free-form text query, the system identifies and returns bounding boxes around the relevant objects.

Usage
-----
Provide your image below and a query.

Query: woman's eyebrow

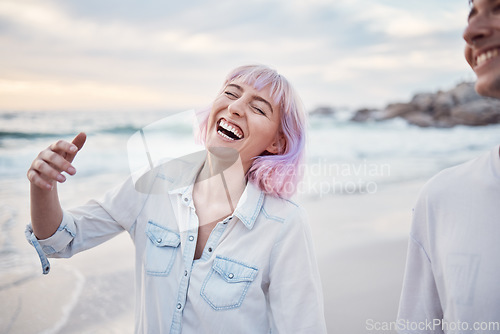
[226,83,274,113]
[252,96,274,114]
[227,83,243,91]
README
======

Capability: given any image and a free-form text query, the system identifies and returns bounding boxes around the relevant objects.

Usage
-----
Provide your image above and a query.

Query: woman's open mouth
[217,118,244,141]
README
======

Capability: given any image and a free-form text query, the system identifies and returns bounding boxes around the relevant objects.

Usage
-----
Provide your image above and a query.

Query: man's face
[463,0,500,98]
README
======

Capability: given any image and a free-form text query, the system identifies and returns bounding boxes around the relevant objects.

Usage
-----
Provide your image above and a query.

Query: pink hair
[194,65,306,198]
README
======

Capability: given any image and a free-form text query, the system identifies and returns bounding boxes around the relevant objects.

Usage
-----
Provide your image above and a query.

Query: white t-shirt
[397,145,500,333]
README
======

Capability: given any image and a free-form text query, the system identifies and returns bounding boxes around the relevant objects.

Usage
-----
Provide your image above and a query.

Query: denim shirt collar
[154,151,265,230]
[233,182,265,230]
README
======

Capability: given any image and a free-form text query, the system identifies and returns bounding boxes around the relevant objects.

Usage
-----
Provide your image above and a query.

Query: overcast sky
[0,0,474,112]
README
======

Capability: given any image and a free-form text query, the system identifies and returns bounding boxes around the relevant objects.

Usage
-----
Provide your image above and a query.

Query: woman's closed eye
[252,106,266,116]
[224,91,238,99]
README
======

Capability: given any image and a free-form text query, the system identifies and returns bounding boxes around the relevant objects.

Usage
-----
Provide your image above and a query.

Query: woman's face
[205,79,283,172]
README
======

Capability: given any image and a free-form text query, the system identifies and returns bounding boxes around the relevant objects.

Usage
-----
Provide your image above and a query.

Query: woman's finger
[66,132,87,163]
[37,149,76,175]
[31,158,67,182]
[27,133,86,189]
[49,139,79,158]
[27,169,55,190]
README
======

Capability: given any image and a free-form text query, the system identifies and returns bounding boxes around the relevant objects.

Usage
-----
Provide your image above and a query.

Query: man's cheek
[464,46,474,67]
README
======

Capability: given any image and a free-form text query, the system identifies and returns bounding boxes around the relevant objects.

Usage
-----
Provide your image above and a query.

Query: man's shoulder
[420,148,495,198]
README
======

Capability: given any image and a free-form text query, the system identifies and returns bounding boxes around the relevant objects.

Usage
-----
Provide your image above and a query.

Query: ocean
[2,108,499,196]
[1,108,500,266]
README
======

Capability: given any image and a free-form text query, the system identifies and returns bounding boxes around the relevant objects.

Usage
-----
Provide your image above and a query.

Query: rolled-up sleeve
[25,174,149,275]
[267,205,327,333]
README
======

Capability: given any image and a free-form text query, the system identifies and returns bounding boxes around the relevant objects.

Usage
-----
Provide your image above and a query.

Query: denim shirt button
[228,273,234,279]
[184,270,188,276]
[189,235,194,241]
[183,197,189,202]
[156,238,162,243]
[177,303,182,310]
[208,247,212,252]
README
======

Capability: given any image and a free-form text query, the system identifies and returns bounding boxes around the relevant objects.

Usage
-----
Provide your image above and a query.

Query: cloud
[0,0,473,111]
[0,78,174,111]
[341,1,468,38]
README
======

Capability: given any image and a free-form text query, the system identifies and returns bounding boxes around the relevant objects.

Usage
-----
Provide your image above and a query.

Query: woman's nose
[228,99,245,117]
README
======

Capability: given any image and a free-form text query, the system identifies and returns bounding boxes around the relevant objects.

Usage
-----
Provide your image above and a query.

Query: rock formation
[309,106,335,116]
[350,82,500,127]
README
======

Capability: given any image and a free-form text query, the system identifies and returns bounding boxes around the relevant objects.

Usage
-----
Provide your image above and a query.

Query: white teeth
[477,48,499,66]
[218,130,235,140]
[218,119,243,139]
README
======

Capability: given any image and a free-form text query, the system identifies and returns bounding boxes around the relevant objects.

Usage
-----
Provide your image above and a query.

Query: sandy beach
[0,173,423,334]
[303,181,424,333]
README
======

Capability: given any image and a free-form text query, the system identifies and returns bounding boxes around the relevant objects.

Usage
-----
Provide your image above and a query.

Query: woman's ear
[265,133,286,155]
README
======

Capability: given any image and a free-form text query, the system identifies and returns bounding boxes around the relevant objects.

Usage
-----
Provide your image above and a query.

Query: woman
[26,65,327,333]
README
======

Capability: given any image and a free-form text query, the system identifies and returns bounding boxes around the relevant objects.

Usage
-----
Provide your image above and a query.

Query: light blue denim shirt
[26,153,327,334]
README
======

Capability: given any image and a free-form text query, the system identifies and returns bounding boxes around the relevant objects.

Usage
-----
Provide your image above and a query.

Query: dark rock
[450,82,481,105]
[350,108,378,122]
[410,93,434,111]
[450,99,500,126]
[310,106,335,116]
[378,103,416,120]
[401,111,436,127]
[434,91,456,110]
[353,81,500,127]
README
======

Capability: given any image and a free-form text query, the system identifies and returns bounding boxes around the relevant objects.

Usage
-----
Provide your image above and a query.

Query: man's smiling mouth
[476,48,500,66]
[217,118,244,141]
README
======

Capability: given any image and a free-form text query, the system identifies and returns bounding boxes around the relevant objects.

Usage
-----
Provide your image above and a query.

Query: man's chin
[475,77,500,99]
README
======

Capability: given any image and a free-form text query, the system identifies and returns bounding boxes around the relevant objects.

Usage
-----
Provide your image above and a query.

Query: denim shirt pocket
[145,221,180,276]
[201,256,259,310]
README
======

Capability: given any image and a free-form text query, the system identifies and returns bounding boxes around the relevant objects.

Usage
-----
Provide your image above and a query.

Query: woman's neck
[194,149,247,219]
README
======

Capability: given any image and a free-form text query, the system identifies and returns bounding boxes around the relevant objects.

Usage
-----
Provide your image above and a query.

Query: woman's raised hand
[27,132,87,190]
